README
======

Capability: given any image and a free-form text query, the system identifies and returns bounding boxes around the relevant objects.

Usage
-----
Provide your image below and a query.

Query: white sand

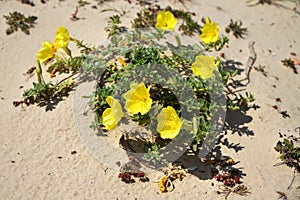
[0,0,299,199]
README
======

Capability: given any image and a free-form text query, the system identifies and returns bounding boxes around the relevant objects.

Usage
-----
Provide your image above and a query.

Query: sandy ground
[0,0,300,199]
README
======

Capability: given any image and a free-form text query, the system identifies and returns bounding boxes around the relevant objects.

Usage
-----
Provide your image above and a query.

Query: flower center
[51,44,57,52]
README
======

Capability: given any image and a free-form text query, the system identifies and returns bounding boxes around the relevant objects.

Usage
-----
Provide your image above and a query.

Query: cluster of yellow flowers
[35,12,221,140]
[103,11,221,139]
[156,11,220,80]
[37,26,71,63]
[102,82,182,139]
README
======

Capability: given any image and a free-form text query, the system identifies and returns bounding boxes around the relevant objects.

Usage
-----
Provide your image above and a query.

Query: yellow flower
[200,17,220,44]
[157,106,182,139]
[155,11,177,31]
[123,82,152,115]
[191,55,216,79]
[102,96,124,130]
[54,26,70,48]
[37,41,56,63]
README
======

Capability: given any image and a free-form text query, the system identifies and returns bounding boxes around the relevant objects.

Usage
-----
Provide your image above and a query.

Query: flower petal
[54,26,70,48]
[102,96,124,130]
[124,82,152,115]
[102,108,117,130]
[157,106,181,139]
[191,55,216,79]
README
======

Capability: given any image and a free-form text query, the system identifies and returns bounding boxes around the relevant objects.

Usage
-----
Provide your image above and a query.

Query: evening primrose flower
[37,41,56,63]
[102,96,124,130]
[123,82,152,115]
[155,11,177,31]
[191,55,216,79]
[54,26,70,48]
[157,106,182,139]
[200,17,220,44]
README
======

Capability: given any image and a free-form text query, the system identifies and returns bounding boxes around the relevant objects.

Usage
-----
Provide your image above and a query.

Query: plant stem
[175,34,181,49]
[36,60,45,85]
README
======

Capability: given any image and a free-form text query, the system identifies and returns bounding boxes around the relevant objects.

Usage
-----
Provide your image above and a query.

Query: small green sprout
[104,15,123,38]
[225,19,248,39]
[282,58,298,74]
[227,92,255,110]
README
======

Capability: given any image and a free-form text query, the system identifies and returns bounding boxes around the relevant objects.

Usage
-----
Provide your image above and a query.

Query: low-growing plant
[13,26,91,107]
[282,58,298,74]
[104,15,125,38]
[225,19,248,39]
[3,11,37,35]
[274,135,300,172]
[14,5,257,193]
[226,92,255,110]
[80,11,254,163]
